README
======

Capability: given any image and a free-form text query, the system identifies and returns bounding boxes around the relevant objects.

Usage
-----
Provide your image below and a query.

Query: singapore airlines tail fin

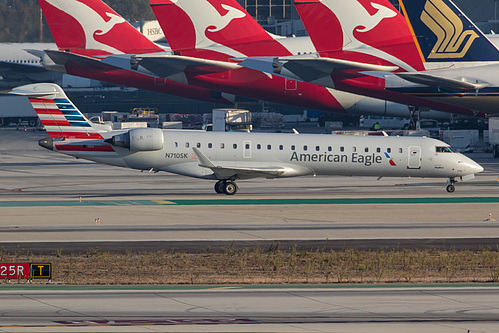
[38,0,163,55]
[399,0,499,62]
[150,0,290,56]
[293,0,425,71]
[9,83,108,139]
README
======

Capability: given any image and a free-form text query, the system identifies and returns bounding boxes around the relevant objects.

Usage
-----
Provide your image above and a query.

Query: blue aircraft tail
[399,0,499,62]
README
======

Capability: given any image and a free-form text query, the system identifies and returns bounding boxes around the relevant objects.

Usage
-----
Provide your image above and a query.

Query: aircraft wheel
[446,184,455,193]
[223,181,238,195]
[214,181,224,194]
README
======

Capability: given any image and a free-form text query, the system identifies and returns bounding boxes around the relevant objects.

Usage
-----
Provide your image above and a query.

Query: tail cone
[38,137,54,151]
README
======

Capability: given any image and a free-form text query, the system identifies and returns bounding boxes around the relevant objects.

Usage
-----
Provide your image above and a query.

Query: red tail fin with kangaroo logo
[294,0,425,72]
[150,0,291,57]
[38,0,163,56]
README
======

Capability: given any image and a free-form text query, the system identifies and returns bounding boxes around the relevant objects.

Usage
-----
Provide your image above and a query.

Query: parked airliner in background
[35,0,234,105]
[9,83,483,194]
[239,0,488,117]
[0,43,60,88]
[382,0,499,114]
[36,0,463,120]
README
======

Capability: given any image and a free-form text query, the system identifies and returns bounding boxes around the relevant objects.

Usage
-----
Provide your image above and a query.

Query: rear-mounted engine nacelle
[109,128,164,151]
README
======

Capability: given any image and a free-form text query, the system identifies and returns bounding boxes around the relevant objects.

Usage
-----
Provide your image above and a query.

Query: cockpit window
[436,146,456,153]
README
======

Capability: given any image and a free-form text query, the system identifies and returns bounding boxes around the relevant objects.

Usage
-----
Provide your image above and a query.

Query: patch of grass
[2,248,499,285]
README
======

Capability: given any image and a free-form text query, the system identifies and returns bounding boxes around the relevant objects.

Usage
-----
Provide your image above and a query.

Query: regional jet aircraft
[10,83,483,195]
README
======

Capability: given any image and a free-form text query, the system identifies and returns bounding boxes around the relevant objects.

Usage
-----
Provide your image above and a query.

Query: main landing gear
[446,178,456,193]
[215,180,238,195]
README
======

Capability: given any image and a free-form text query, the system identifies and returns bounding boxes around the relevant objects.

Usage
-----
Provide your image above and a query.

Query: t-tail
[399,0,499,62]
[293,0,425,72]
[38,0,163,55]
[150,0,291,57]
[9,83,106,140]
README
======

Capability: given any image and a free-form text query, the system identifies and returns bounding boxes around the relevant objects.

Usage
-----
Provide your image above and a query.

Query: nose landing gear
[215,180,238,195]
[446,178,456,193]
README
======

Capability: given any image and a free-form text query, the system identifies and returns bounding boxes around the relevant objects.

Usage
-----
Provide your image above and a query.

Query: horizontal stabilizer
[131,55,241,78]
[9,83,59,98]
[395,72,490,91]
[44,50,119,72]
[239,56,399,82]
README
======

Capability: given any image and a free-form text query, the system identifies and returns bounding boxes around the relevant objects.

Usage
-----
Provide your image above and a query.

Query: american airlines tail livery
[10,83,483,194]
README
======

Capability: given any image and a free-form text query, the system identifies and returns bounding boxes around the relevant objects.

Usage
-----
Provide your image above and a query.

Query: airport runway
[0,130,499,252]
[1,285,499,332]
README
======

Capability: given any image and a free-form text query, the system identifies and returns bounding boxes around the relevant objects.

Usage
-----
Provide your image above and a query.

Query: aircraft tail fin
[9,83,104,139]
[399,0,499,62]
[294,0,425,71]
[38,0,162,55]
[150,0,290,56]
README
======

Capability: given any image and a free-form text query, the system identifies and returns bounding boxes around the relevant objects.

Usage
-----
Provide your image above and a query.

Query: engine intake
[110,128,164,151]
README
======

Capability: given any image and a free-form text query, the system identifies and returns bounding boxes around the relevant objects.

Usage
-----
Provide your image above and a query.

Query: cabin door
[408,146,421,169]
[243,140,251,158]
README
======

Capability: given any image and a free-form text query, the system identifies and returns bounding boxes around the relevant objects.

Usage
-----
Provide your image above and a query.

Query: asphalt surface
[0,129,498,253]
[1,285,499,332]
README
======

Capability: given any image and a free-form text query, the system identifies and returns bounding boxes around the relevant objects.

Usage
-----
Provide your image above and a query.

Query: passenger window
[365,147,369,153]
[267,144,272,150]
[233,144,237,149]
[340,146,344,152]
[387,148,391,153]
[316,146,320,151]
[328,146,332,152]
[197,143,201,148]
[185,142,189,148]
[352,147,356,152]
[174,142,178,148]
[257,144,261,150]
[291,145,295,151]
[208,143,213,148]
[304,145,308,151]
[376,147,381,153]
[245,144,250,149]
[399,148,403,154]
[220,143,225,149]
[279,145,283,150]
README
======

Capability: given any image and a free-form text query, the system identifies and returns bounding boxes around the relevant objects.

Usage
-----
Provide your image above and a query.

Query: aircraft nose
[473,162,484,174]
[463,158,484,174]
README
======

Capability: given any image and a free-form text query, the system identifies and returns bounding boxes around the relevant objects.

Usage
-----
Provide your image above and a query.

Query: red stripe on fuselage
[55,144,115,152]
[47,132,104,139]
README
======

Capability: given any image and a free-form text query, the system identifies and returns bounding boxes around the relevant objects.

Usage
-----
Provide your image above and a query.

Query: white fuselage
[54,130,482,181]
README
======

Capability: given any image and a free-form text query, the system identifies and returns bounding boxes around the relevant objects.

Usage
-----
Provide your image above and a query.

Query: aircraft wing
[394,72,490,91]
[193,147,294,180]
[102,54,241,78]
[238,56,398,82]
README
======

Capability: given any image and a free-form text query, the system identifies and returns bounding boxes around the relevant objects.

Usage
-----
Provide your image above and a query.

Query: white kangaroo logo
[354,2,397,33]
[45,0,126,54]
[206,4,246,32]
[173,0,247,53]
[320,0,415,71]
